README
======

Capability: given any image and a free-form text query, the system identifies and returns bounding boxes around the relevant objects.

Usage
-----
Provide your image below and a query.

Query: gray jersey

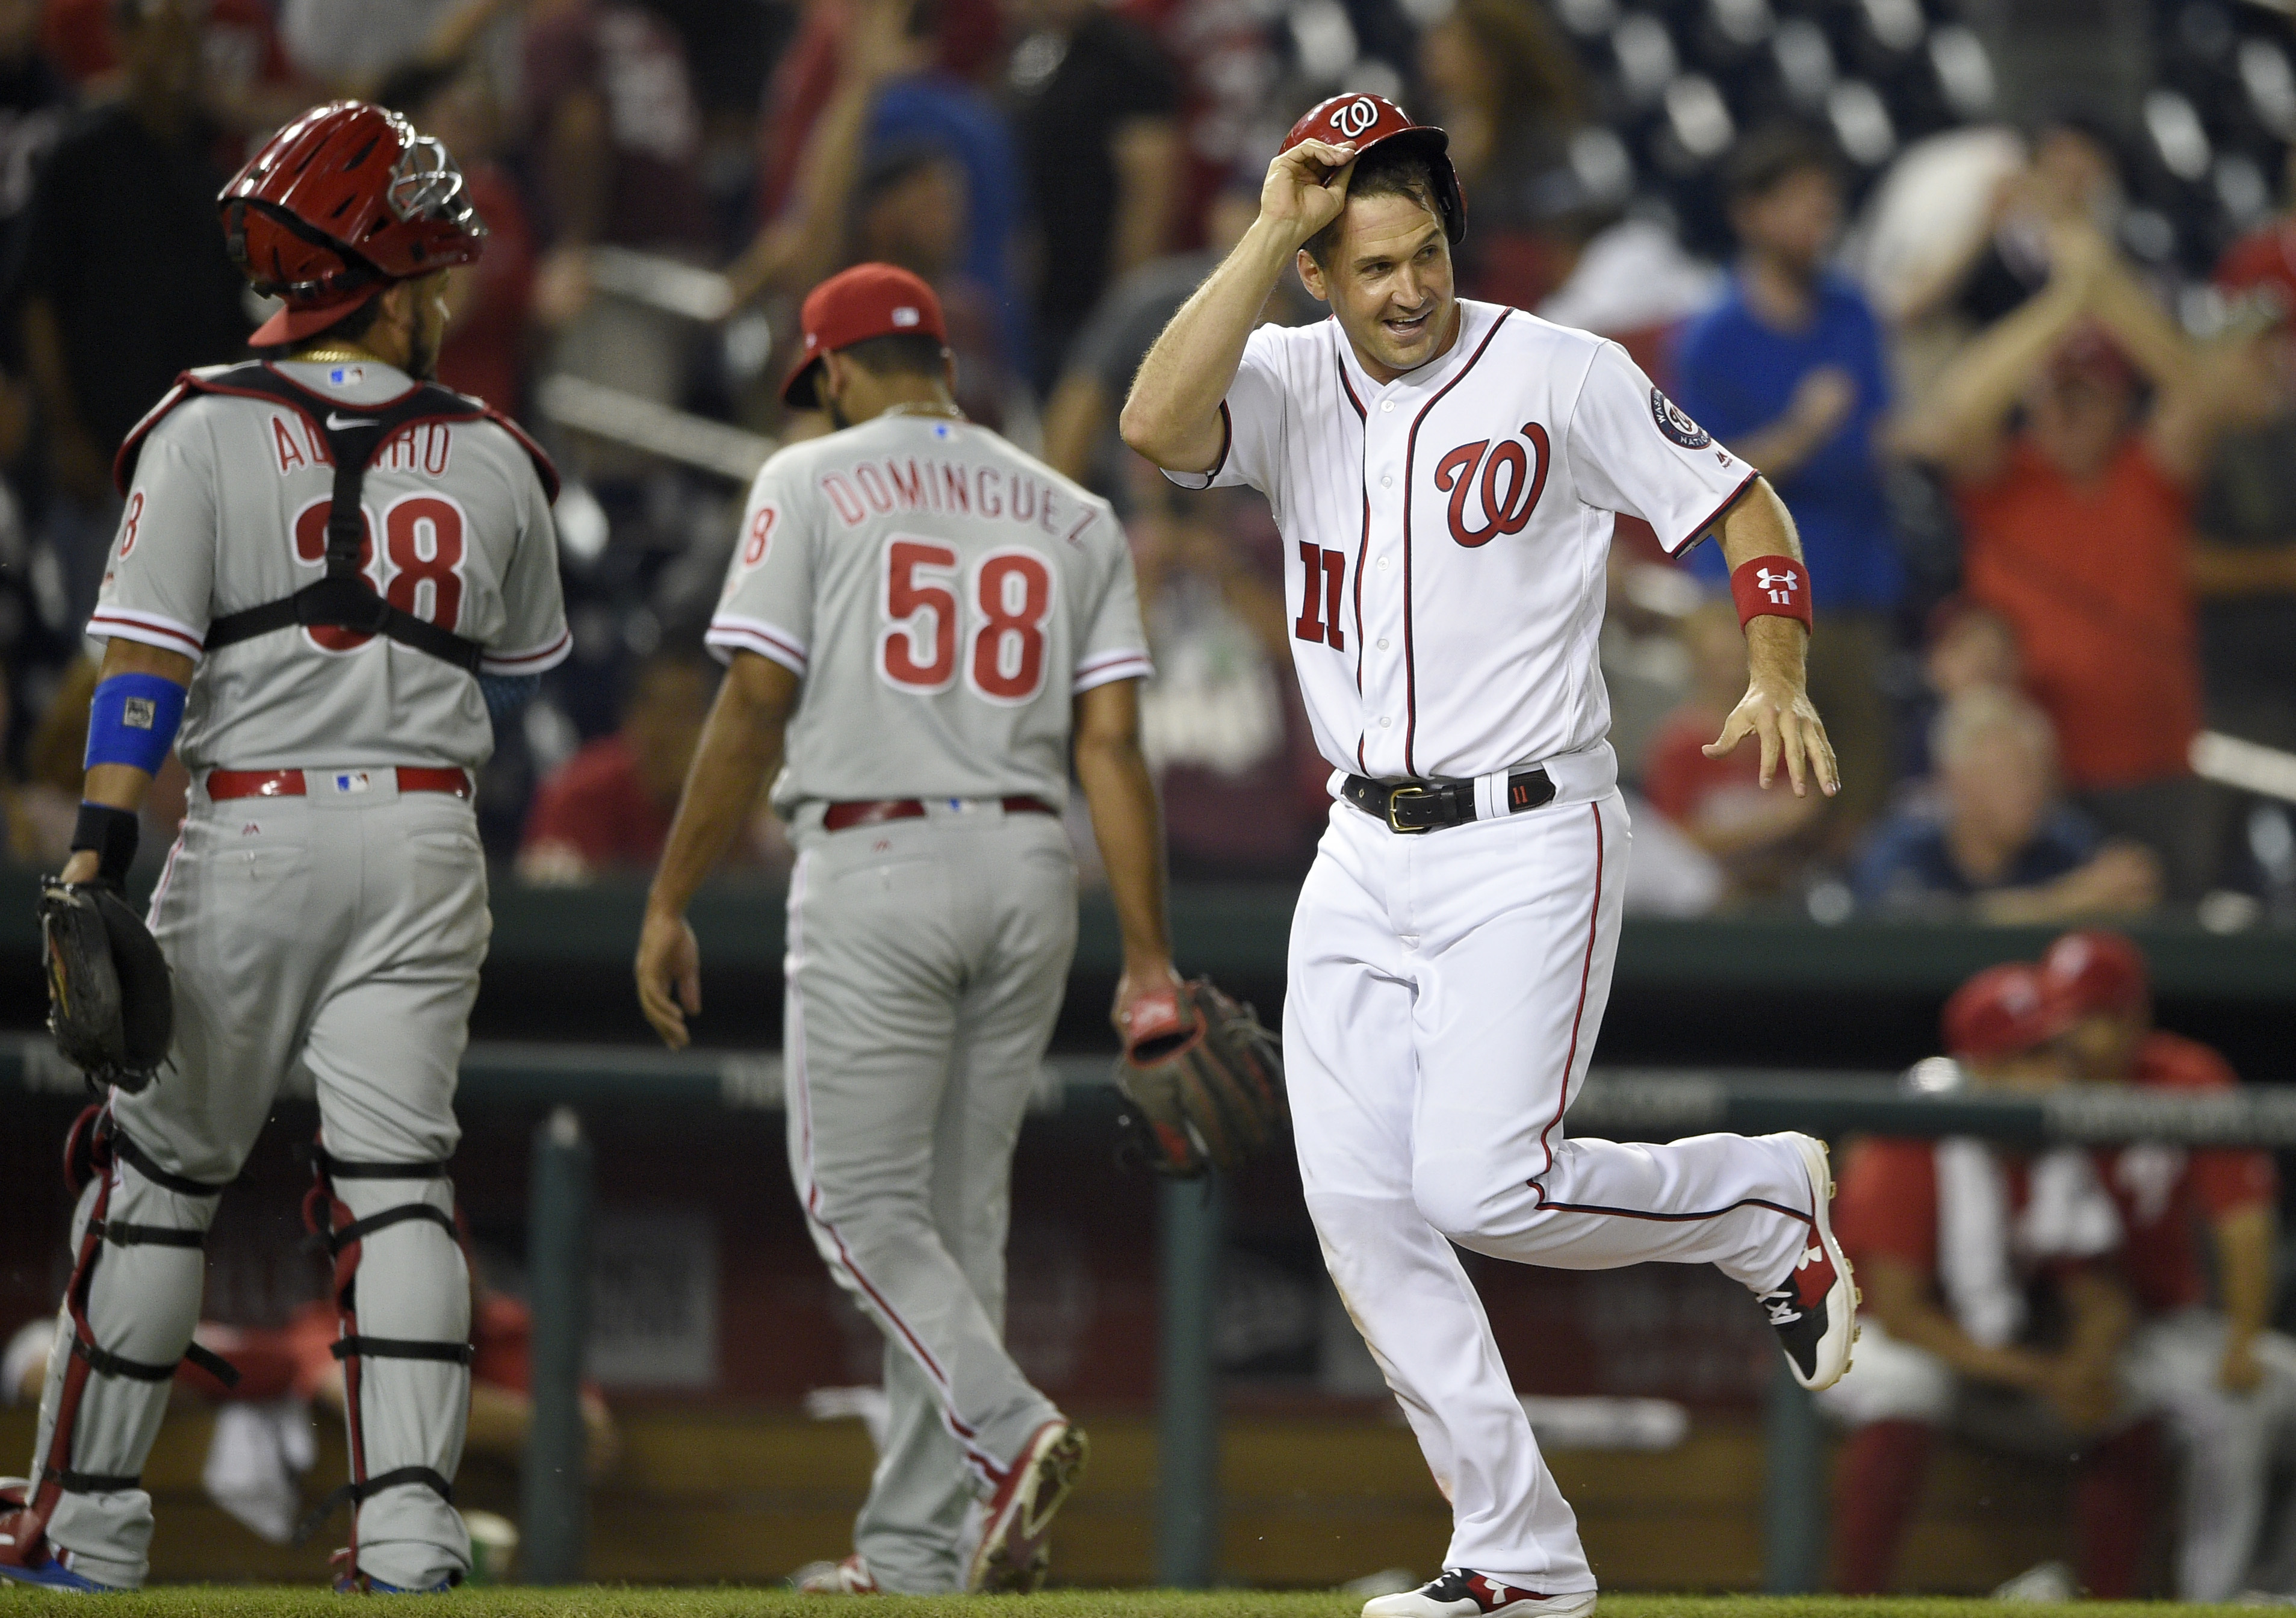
[709,411,1151,814]
[90,359,569,771]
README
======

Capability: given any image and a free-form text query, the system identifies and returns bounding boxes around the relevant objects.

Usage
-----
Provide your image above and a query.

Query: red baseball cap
[1942,962,2072,1061]
[1280,92,1466,245]
[2040,929,2150,1019]
[781,262,949,409]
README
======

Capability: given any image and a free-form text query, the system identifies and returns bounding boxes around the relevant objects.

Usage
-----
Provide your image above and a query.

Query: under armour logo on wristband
[1730,554,1814,630]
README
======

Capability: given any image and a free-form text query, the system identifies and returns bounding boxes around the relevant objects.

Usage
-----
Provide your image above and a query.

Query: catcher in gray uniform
[2,102,568,1594]
[638,264,1191,1595]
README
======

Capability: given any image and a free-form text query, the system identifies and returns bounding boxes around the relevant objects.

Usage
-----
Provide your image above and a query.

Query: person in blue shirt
[1675,125,1900,848]
[1852,686,2160,923]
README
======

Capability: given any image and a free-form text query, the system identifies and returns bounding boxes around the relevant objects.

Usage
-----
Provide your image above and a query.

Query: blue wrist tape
[84,672,187,775]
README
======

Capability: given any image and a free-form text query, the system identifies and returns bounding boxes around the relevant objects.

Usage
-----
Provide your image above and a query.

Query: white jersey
[708,411,1152,815]
[89,359,570,771]
[1168,300,1752,783]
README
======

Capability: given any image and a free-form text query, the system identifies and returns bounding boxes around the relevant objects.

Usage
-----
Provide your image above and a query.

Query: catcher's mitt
[1114,978,1285,1177]
[38,879,172,1094]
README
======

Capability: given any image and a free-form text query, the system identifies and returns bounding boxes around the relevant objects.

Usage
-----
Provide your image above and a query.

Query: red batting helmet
[222,101,487,347]
[1941,962,2070,1061]
[2040,929,2150,1018]
[1280,93,1466,246]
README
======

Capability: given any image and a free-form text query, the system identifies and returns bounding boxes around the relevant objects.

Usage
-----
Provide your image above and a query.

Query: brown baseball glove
[38,878,172,1094]
[1114,977,1285,1177]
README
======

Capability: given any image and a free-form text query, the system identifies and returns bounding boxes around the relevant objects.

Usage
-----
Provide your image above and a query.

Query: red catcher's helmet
[1280,93,1466,246]
[2040,929,2150,1019]
[1941,962,2070,1061]
[221,101,487,347]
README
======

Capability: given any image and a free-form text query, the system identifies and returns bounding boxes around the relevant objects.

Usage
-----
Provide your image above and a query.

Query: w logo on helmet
[1433,424,1551,548]
[1329,97,1381,138]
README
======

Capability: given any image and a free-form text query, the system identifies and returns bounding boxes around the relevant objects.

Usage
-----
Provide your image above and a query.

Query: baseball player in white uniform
[0,104,567,1593]
[635,264,1173,1595]
[1122,95,1857,1617]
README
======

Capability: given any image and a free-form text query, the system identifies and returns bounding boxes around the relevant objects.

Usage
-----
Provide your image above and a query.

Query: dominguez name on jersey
[819,457,1094,550]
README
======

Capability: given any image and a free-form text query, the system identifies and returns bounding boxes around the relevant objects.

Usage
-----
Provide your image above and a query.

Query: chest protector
[113,362,560,676]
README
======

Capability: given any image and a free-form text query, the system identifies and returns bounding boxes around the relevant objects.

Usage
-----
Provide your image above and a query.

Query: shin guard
[299,1144,473,1592]
[1,1106,233,1589]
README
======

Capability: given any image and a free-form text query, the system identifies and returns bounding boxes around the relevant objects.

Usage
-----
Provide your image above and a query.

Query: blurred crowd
[0,0,2294,925]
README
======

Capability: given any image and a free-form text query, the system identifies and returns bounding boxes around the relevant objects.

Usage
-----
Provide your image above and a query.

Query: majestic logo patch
[1651,388,1711,449]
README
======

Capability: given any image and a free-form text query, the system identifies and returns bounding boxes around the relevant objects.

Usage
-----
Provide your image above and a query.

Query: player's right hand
[1261,139,1357,250]
[635,907,703,1049]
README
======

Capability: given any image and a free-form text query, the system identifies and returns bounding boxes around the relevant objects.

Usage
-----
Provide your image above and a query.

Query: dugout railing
[8,1035,2296,1590]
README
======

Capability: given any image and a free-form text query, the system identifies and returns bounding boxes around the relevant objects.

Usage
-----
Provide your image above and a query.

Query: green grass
[0,1593,2274,1616]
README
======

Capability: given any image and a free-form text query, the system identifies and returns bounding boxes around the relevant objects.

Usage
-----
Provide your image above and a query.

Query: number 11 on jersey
[1294,543,1347,651]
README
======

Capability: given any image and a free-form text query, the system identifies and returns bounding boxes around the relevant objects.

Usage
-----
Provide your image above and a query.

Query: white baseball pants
[1288,789,1819,1593]
[29,776,485,1591]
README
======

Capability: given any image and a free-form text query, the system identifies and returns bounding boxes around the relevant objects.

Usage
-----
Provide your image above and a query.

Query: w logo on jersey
[1433,423,1551,548]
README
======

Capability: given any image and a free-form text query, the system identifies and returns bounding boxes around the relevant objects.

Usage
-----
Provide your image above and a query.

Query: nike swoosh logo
[325,413,371,430]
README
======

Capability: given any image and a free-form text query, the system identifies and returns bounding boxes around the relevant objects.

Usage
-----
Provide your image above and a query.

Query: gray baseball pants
[783,803,1074,1592]
[30,772,486,1590]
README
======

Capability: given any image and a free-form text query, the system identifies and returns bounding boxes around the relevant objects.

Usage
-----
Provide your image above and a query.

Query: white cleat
[791,1552,880,1593]
[1362,1569,1597,1616]
[1757,1131,1859,1392]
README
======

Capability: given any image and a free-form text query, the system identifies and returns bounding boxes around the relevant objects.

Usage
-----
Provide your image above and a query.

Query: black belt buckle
[1385,784,1432,834]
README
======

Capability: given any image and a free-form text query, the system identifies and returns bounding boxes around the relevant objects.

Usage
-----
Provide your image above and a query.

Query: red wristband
[1730,554,1813,631]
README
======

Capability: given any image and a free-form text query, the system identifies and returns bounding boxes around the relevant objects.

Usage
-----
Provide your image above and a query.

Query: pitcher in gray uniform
[636,264,1177,1595]
[0,104,567,1594]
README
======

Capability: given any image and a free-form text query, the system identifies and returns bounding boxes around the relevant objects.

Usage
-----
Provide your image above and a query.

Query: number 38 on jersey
[879,536,1055,705]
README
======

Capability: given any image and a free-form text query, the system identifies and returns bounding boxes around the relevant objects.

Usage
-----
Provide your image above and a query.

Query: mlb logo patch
[331,772,372,794]
[327,366,364,386]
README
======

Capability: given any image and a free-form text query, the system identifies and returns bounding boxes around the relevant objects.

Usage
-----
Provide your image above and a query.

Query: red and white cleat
[1361,1569,1596,1616]
[792,1552,880,1594]
[1757,1131,1859,1393]
[966,1418,1088,1593]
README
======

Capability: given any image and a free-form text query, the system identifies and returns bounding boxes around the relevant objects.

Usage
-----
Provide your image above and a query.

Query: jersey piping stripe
[1666,466,1758,558]
[1335,352,1370,771]
[88,609,205,659]
[785,854,1002,1484]
[478,628,572,675]
[706,616,808,675]
[1397,308,1513,775]
[1531,799,1604,1191]
[1074,649,1155,693]
[1533,1194,1814,1226]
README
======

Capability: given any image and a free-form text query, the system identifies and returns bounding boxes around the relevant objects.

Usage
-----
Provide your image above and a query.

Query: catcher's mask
[222,101,487,348]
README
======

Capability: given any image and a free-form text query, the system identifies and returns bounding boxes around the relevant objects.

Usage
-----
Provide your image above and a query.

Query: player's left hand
[635,907,703,1049]
[1704,671,1840,799]
[2221,1334,2267,1395]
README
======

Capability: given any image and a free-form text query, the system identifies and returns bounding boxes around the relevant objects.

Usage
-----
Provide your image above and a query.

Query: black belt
[1342,767,1555,834]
